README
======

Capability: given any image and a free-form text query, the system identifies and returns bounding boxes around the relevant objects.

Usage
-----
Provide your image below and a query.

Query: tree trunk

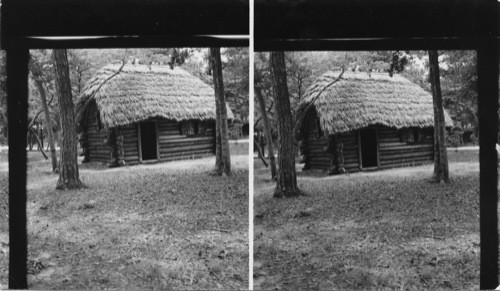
[254,139,269,168]
[214,74,223,172]
[255,85,277,179]
[211,47,231,176]
[33,79,58,172]
[428,50,450,183]
[270,52,300,197]
[53,49,83,190]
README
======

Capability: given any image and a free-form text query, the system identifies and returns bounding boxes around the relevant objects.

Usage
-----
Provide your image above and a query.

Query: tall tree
[210,47,231,176]
[29,51,58,172]
[270,52,300,197]
[53,49,83,189]
[428,50,450,183]
[255,84,277,179]
[0,52,7,143]
[33,80,57,172]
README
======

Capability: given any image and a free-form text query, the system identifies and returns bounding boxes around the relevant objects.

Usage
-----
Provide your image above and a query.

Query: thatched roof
[297,71,453,135]
[76,64,233,130]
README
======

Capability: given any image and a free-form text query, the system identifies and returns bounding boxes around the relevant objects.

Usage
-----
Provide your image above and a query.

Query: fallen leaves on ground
[0,151,248,290]
[254,150,481,290]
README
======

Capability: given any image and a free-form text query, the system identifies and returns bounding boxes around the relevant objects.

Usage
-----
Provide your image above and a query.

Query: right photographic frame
[253,0,499,290]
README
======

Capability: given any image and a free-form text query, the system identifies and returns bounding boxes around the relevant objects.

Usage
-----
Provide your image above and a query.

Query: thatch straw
[76,64,233,129]
[298,71,453,135]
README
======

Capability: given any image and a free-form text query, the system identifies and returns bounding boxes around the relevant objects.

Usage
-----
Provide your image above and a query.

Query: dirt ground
[0,143,249,290]
[254,150,482,290]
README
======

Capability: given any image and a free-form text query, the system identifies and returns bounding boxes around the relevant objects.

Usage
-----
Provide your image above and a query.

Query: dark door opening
[140,121,157,161]
[360,128,378,168]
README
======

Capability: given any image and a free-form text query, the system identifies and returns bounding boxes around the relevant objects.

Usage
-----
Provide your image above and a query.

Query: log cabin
[295,71,453,174]
[76,63,233,167]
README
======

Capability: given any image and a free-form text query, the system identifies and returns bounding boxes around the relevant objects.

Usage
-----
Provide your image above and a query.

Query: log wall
[378,127,434,170]
[304,109,361,172]
[156,119,216,162]
[84,102,216,166]
[121,123,140,165]
[85,102,111,163]
[303,108,434,172]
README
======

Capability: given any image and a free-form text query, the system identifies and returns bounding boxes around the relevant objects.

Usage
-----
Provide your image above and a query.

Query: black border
[254,0,498,51]
[254,0,499,289]
[3,0,500,289]
[2,0,249,40]
[2,0,249,288]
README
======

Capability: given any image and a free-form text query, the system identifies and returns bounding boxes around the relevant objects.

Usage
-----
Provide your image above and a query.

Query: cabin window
[181,121,199,136]
[316,118,324,138]
[401,128,419,143]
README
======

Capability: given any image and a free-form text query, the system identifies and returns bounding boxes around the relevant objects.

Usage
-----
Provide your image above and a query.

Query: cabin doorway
[140,121,158,161]
[360,128,378,168]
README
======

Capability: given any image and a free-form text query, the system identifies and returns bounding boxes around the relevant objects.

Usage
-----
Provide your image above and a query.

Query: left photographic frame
[1,1,250,289]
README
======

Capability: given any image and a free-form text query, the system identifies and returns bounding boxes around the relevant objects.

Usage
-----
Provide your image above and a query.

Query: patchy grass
[1,147,248,290]
[254,150,481,290]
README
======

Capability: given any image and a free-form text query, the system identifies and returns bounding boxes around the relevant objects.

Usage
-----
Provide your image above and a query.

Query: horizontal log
[158,135,186,140]
[378,138,401,144]
[381,154,433,163]
[306,138,328,143]
[307,152,358,160]
[160,140,214,149]
[380,157,432,166]
[379,148,432,156]
[158,136,214,143]
[124,156,139,161]
[159,153,213,162]
[309,161,332,166]
[344,163,360,169]
[382,153,433,161]
[159,144,214,154]
[89,153,110,158]
[379,142,408,147]
[123,141,138,147]
[380,151,433,161]
[158,127,180,133]
[119,126,136,132]
[380,149,433,157]
[123,142,138,148]
[89,149,110,154]
[160,150,214,160]
[158,131,181,136]
[159,140,215,148]
[89,157,111,162]
[308,157,330,162]
[158,126,179,130]
[379,160,432,169]
[87,137,107,142]
[345,159,359,165]
[160,143,214,150]
[120,132,138,138]
[87,132,108,137]
[309,165,330,170]
[89,143,110,147]
[88,153,110,157]
[123,148,138,154]
[379,143,433,151]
